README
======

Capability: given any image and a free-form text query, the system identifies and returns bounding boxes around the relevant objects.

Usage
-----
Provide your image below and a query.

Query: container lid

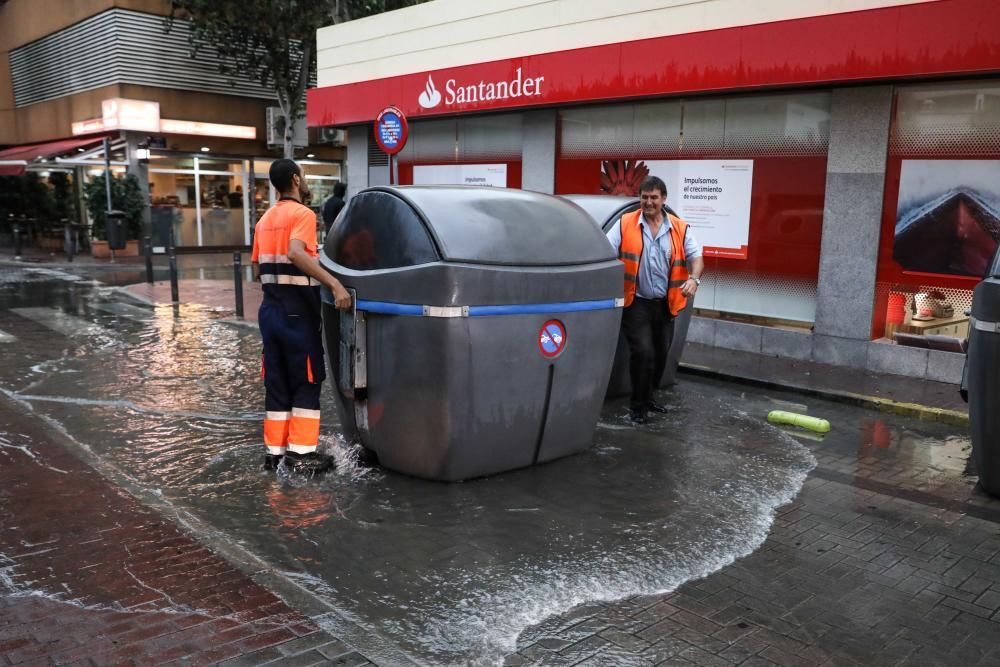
[384,186,616,266]
[560,195,637,231]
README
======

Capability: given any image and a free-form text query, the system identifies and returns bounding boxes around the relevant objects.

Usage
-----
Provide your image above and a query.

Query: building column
[522,110,557,194]
[345,125,369,199]
[812,86,893,367]
[124,131,151,235]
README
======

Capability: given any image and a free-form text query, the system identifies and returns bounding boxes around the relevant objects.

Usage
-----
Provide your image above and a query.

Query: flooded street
[0,263,976,666]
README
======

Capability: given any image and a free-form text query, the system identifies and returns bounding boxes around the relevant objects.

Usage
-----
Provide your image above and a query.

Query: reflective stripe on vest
[618,210,691,316]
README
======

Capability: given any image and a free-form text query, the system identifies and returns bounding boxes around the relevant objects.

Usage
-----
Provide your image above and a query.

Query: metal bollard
[12,223,22,260]
[64,222,78,262]
[233,251,244,318]
[168,250,179,303]
[144,236,154,285]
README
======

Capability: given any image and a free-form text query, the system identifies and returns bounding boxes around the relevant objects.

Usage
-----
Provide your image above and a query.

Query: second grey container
[561,195,693,397]
[321,186,623,481]
[965,246,1000,496]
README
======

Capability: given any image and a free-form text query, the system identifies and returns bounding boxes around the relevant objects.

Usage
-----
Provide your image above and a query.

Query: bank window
[871,81,1000,349]
[557,91,832,328]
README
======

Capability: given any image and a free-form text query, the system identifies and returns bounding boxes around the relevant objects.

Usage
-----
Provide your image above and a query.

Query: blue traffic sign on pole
[374,106,408,155]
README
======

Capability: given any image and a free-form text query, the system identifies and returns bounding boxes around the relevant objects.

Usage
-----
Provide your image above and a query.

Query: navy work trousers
[622,297,675,411]
[259,302,326,455]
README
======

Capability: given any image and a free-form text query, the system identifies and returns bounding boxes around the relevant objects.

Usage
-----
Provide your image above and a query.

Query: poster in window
[895,160,1000,278]
[413,164,507,187]
[600,159,754,259]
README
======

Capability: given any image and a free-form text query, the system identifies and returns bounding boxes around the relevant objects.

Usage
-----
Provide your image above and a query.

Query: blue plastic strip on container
[467,300,616,316]
[356,300,425,316]
[321,293,620,317]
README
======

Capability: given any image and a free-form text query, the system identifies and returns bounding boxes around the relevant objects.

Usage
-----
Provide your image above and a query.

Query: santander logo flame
[418,75,442,109]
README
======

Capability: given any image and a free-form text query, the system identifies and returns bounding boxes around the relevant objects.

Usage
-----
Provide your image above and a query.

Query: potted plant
[83,173,145,257]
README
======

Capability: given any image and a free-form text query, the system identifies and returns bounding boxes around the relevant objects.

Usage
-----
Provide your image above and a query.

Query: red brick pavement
[0,400,364,666]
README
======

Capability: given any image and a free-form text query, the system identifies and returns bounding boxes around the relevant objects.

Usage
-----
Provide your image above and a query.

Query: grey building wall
[345,125,369,200]
[814,86,894,348]
[522,110,556,194]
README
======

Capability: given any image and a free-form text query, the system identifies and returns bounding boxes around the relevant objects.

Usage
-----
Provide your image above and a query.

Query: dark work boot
[628,407,647,424]
[646,400,669,414]
[284,451,335,477]
[263,453,283,470]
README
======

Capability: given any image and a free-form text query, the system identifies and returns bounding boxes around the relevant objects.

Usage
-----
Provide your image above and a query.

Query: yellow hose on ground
[767,410,831,433]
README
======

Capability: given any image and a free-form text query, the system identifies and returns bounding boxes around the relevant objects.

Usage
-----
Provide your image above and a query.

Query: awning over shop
[0,135,110,176]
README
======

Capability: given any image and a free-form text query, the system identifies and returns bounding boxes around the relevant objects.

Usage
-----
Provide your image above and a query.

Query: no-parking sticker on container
[538,320,567,358]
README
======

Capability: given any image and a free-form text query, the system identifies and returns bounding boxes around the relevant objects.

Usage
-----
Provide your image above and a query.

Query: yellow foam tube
[767,410,831,433]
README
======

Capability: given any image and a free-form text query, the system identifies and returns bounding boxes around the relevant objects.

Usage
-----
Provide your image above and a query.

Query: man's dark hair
[269,158,301,193]
[333,181,347,197]
[639,176,668,197]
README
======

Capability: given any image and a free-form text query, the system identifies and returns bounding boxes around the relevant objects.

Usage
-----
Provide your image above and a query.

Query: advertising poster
[894,160,1000,277]
[413,164,507,188]
[600,159,754,259]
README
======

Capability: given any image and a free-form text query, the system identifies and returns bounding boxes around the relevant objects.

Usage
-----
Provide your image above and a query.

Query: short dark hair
[639,176,667,197]
[269,158,301,193]
[333,181,347,197]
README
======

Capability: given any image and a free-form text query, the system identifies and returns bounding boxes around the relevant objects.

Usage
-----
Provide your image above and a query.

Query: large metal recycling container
[320,186,623,481]
[560,195,693,397]
[966,246,1000,496]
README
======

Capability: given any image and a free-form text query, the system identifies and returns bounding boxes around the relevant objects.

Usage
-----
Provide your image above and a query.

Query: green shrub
[83,173,145,240]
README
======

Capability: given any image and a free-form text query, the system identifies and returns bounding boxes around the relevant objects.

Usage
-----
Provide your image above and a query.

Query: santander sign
[417,68,545,110]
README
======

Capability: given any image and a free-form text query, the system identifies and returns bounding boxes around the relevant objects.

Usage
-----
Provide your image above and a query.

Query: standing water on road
[0,265,825,665]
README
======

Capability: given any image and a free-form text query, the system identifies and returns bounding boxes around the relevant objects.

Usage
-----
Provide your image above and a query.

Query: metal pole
[144,235,153,284]
[390,154,398,186]
[12,222,21,260]
[233,251,244,318]
[168,226,178,303]
[102,137,116,263]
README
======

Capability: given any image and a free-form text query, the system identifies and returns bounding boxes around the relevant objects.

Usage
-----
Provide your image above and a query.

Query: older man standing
[606,176,705,424]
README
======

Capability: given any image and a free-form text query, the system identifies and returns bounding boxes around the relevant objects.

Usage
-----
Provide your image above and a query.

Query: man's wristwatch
[690,277,701,286]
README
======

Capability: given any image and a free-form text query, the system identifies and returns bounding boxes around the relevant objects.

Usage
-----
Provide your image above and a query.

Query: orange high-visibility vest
[619,209,691,316]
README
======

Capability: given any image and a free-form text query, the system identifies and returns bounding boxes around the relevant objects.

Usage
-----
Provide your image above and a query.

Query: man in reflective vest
[252,159,352,475]
[607,176,705,424]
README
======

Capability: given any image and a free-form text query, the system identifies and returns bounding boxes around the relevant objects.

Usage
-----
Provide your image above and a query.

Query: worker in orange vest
[606,175,705,424]
[252,158,352,476]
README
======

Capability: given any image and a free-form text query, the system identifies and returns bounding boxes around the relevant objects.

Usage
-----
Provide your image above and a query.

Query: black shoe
[263,453,283,470]
[628,408,647,424]
[646,401,669,414]
[284,451,335,477]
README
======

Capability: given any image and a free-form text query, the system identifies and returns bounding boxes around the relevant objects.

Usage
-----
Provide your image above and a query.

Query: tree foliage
[168,0,429,158]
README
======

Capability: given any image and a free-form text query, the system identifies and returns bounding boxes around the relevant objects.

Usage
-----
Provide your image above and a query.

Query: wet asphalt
[0,262,973,666]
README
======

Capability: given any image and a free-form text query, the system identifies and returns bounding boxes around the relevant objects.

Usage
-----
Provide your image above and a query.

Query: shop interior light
[200,146,210,152]
[306,153,315,158]
[76,147,86,153]
[135,148,151,161]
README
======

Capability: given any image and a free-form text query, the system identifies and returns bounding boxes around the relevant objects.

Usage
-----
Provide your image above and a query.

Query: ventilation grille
[367,135,389,166]
[8,8,310,107]
[560,92,831,159]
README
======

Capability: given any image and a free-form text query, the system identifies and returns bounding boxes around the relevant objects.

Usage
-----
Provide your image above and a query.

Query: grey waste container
[106,210,127,250]
[321,186,623,481]
[964,245,1000,496]
[560,195,692,397]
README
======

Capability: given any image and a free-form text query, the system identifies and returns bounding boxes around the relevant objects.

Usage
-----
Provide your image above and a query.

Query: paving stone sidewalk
[507,393,999,666]
[0,397,371,667]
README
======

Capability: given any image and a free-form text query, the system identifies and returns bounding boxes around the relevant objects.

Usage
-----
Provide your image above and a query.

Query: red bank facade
[308,0,1000,383]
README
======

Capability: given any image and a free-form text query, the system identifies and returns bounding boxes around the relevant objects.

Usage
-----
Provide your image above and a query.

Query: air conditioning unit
[266,107,307,148]
[318,127,347,146]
